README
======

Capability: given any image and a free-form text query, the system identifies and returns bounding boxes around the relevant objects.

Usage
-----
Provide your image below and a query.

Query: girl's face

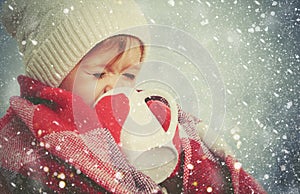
[60,35,143,106]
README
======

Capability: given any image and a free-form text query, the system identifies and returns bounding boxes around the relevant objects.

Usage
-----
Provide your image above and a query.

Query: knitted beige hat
[1,0,147,87]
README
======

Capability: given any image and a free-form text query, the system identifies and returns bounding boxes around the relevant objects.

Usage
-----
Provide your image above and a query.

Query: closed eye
[123,73,136,80]
[93,72,105,79]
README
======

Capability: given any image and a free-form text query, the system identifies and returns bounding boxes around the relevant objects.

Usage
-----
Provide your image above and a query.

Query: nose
[102,75,118,94]
[103,84,113,93]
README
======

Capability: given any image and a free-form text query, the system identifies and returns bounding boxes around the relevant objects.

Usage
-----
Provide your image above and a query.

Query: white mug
[94,87,179,183]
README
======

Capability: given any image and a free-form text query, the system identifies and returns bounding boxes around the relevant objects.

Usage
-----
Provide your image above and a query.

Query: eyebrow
[80,62,106,72]
[130,64,142,70]
[124,63,142,73]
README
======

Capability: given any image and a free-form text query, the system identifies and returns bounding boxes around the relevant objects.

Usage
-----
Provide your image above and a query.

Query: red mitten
[146,100,171,132]
[94,94,130,144]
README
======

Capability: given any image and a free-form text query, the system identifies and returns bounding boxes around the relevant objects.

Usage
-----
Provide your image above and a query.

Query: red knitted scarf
[0,75,267,194]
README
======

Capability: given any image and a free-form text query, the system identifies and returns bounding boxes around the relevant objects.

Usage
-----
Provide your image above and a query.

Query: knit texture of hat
[1,0,147,87]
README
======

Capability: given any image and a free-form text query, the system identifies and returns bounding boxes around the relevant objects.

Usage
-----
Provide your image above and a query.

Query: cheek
[124,80,136,87]
[60,74,75,92]
[72,76,101,106]
[116,77,136,88]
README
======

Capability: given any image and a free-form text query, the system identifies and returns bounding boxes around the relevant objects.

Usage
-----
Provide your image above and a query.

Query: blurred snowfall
[0,0,299,193]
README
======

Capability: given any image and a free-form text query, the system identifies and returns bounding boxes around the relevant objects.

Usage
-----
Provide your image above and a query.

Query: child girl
[0,0,266,193]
